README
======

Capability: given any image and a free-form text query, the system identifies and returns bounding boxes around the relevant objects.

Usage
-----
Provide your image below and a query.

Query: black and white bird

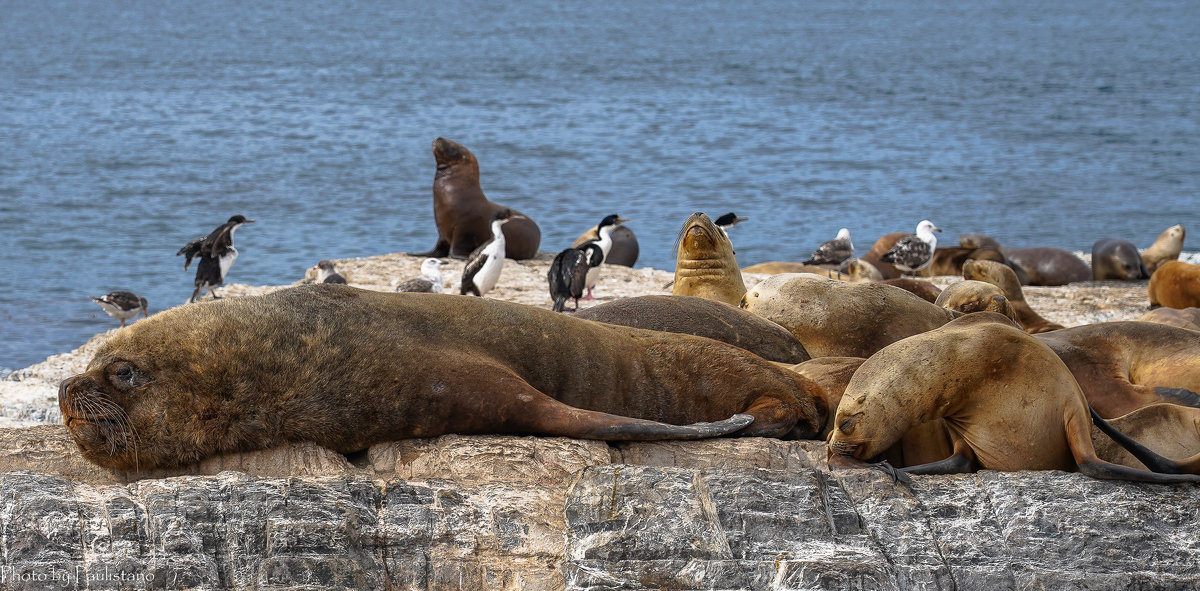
[313,260,347,284]
[577,214,629,300]
[460,209,523,297]
[90,291,148,328]
[802,228,855,266]
[713,212,748,238]
[881,220,941,274]
[177,215,254,303]
[548,243,604,312]
[396,258,447,293]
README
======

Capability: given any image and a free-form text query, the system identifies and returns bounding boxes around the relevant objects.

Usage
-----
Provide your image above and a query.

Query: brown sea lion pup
[878,278,942,303]
[962,259,1064,333]
[1139,306,1200,331]
[58,285,827,471]
[858,232,905,279]
[739,273,957,358]
[1092,237,1149,281]
[1002,247,1090,286]
[671,212,747,306]
[1148,260,1200,309]
[1141,224,1185,275]
[781,357,866,437]
[827,313,1200,483]
[573,295,810,364]
[741,261,847,279]
[933,280,1022,327]
[409,138,541,260]
[1090,404,1200,472]
[572,224,639,267]
[1034,321,1200,418]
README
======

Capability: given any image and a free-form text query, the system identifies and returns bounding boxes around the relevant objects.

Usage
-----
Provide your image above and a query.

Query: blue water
[1,0,1198,371]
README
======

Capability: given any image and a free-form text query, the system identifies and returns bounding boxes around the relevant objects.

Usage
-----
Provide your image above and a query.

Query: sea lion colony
[61,138,1198,482]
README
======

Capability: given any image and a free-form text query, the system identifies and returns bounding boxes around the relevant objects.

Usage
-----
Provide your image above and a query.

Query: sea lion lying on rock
[59,285,825,471]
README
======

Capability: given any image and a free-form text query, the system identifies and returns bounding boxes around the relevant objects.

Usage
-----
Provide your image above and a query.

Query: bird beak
[933,226,943,233]
[617,217,631,224]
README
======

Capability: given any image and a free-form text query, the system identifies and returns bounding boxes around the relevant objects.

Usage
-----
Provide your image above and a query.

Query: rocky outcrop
[2,429,1197,590]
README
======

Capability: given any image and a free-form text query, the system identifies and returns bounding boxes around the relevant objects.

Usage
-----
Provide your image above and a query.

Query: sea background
[1,0,1197,373]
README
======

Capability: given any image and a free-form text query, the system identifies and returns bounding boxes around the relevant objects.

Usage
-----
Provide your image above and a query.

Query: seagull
[548,243,604,312]
[802,228,855,266]
[177,215,254,303]
[460,209,523,297]
[395,258,448,293]
[313,260,347,284]
[577,214,629,299]
[90,291,148,327]
[881,220,941,274]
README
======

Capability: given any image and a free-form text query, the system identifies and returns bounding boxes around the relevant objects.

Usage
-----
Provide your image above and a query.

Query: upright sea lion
[409,138,541,260]
[1034,321,1200,418]
[59,285,827,471]
[671,212,747,306]
[933,280,1022,327]
[1092,238,1148,281]
[962,259,1064,333]
[1090,404,1200,471]
[740,274,957,358]
[1148,260,1200,309]
[1141,224,1185,275]
[573,295,810,364]
[572,225,639,267]
[1002,247,1090,286]
[1139,307,1200,331]
[827,313,1200,483]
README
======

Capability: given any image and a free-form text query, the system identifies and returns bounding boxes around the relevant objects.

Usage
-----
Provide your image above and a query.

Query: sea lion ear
[837,412,864,434]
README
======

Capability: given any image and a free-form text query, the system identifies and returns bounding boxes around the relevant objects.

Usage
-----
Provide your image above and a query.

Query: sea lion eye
[108,361,146,389]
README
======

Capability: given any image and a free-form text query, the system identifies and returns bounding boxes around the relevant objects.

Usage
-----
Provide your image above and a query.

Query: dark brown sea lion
[933,280,1022,327]
[1092,237,1149,281]
[671,212,747,306]
[827,313,1200,483]
[573,295,810,364]
[572,225,639,267]
[58,285,826,471]
[878,278,942,303]
[1139,307,1200,331]
[1002,247,1091,286]
[409,138,541,260]
[1142,224,1185,275]
[1148,260,1200,309]
[739,273,957,358]
[962,259,1064,333]
[1034,321,1200,418]
[1090,404,1200,471]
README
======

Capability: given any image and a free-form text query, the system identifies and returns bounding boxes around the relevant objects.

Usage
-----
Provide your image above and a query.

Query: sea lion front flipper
[408,240,451,258]
[900,438,978,476]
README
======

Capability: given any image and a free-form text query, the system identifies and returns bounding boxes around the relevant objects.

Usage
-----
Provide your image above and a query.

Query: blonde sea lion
[409,138,541,260]
[1141,224,1185,275]
[739,274,957,358]
[840,258,883,282]
[933,280,1022,327]
[1139,307,1200,331]
[59,285,827,471]
[1090,404,1200,471]
[741,261,847,279]
[671,212,747,306]
[827,313,1200,483]
[1148,260,1200,309]
[1092,237,1149,281]
[962,259,1064,333]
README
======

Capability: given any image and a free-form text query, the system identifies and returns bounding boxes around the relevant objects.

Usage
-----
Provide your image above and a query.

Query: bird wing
[881,236,931,265]
[803,238,853,265]
[176,236,206,270]
[460,247,488,292]
[396,278,433,292]
[548,249,574,300]
[568,249,594,299]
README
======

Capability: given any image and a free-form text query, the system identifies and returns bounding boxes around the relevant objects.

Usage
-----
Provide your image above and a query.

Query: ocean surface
[1,0,1198,372]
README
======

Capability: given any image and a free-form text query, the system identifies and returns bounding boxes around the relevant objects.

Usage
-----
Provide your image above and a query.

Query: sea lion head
[432,137,479,174]
[672,212,746,305]
[934,280,1022,328]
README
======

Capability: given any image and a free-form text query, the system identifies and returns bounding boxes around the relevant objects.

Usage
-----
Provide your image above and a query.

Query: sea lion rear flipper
[1071,407,1200,483]
[1153,386,1200,409]
[1087,406,1191,475]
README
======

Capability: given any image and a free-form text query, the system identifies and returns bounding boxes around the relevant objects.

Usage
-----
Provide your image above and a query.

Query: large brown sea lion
[827,313,1200,483]
[1090,404,1200,471]
[1034,321,1200,418]
[1148,260,1200,309]
[671,212,747,306]
[409,138,541,260]
[1092,237,1149,281]
[58,285,826,471]
[1001,247,1090,286]
[573,295,810,364]
[961,259,1064,333]
[1141,224,1185,275]
[572,225,639,267]
[739,274,957,358]
[1139,306,1200,331]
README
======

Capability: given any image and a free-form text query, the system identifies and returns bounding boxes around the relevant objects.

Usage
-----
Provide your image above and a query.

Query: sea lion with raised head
[573,295,810,364]
[1002,247,1090,286]
[740,274,957,358]
[1092,237,1149,281]
[671,212,747,306]
[827,313,1200,483]
[409,138,541,260]
[59,285,825,471]
[962,259,1064,333]
[933,280,1022,327]
[1142,224,1185,275]
[1148,260,1200,310]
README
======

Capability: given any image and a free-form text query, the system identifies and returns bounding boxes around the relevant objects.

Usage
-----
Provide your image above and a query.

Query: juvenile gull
[881,220,941,274]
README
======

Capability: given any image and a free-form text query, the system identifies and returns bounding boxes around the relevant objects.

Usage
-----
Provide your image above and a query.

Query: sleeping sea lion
[1092,238,1149,281]
[878,278,942,303]
[933,280,1022,327]
[781,357,866,437]
[1141,224,1185,275]
[858,233,905,279]
[962,259,1064,333]
[827,313,1200,483]
[409,138,541,260]
[58,285,826,471]
[1001,247,1090,286]
[1138,307,1200,331]
[671,212,747,306]
[1148,260,1200,310]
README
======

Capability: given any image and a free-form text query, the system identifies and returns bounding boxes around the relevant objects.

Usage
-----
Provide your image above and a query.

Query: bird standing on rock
[802,228,854,266]
[90,291,148,327]
[177,215,254,303]
[548,243,604,312]
[460,209,523,297]
[881,220,941,274]
[577,214,629,300]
